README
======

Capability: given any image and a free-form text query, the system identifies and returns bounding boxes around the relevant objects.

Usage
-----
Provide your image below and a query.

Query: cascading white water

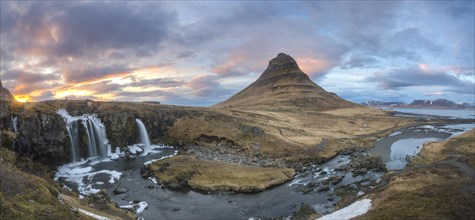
[84,120,98,157]
[12,116,18,132]
[66,120,80,162]
[57,109,111,162]
[135,119,151,155]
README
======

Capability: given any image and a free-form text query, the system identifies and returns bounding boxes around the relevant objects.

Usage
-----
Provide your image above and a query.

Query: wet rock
[320,171,327,175]
[140,166,152,178]
[306,181,317,188]
[318,185,330,192]
[334,166,347,172]
[349,154,387,175]
[298,186,314,194]
[322,175,344,185]
[113,186,129,195]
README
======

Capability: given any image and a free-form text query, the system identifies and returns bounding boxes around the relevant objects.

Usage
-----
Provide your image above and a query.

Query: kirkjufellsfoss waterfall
[57,109,111,162]
[136,118,151,155]
[66,120,80,162]
[57,109,154,162]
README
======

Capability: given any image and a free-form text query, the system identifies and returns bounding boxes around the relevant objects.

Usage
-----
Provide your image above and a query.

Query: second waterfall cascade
[135,118,151,155]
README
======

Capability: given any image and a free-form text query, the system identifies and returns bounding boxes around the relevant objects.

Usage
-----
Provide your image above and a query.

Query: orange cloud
[296,57,336,77]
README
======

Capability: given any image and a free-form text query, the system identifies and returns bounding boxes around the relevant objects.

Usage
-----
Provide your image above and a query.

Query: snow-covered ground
[317,199,372,220]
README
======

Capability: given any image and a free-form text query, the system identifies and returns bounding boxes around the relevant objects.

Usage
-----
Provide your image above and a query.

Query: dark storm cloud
[368,67,474,94]
[1,1,176,57]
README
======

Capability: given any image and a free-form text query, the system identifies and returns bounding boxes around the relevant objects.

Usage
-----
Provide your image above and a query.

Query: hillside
[214,53,358,111]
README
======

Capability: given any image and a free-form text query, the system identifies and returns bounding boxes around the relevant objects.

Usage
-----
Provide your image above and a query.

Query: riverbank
[0,147,134,220]
[357,129,475,219]
[144,155,295,193]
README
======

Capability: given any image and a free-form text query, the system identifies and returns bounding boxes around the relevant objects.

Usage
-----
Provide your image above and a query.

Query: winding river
[55,109,474,219]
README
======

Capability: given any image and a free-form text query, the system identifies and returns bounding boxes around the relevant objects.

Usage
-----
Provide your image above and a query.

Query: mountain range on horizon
[362,99,475,109]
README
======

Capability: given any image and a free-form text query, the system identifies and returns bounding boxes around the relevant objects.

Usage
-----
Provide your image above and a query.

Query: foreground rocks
[143,155,295,193]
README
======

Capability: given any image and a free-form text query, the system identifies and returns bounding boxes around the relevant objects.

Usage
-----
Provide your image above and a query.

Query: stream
[55,122,474,219]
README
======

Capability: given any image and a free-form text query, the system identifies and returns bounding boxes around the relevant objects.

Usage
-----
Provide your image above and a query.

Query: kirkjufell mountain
[214,53,358,111]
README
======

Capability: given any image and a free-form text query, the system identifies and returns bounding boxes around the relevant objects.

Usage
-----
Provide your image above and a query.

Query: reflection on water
[370,124,474,171]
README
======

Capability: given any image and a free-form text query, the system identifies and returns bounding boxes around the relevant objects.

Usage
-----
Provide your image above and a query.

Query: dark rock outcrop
[16,110,69,164]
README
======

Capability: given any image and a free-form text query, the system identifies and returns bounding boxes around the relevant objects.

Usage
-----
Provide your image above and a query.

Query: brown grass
[359,166,475,220]
[0,147,134,220]
[412,129,475,167]
[149,155,295,192]
[359,130,475,220]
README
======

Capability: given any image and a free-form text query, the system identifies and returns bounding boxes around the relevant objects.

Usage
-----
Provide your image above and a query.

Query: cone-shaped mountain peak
[214,53,358,111]
[261,53,300,76]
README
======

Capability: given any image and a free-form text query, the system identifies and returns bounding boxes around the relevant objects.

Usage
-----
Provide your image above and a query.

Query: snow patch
[149,177,158,184]
[317,199,372,220]
[75,207,112,220]
[120,201,148,214]
[144,150,178,165]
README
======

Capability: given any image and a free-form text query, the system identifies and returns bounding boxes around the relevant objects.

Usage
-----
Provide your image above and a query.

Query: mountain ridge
[362,99,475,109]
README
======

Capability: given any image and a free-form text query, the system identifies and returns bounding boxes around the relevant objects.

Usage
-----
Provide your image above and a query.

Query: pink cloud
[295,57,336,77]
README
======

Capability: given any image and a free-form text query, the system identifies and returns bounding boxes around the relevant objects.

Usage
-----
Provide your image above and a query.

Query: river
[55,112,474,219]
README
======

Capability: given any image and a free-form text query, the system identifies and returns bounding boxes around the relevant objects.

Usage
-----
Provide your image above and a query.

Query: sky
[1,1,474,105]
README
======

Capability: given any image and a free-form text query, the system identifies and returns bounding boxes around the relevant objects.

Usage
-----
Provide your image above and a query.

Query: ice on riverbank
[55,162,122,195]
[317,199,371,220]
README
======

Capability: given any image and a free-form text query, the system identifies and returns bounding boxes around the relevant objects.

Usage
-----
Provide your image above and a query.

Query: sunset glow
[14,95,30,103]
[0,1,473,105]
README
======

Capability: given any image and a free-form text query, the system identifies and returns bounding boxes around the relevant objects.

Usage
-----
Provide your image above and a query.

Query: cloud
[63,65,130,83]
[186,75,232,98]
[342,55,378,69]
[2,69,60,94]
[368,66,474,94]
[296,57,336,78]
[1,2,176,58]
[31,91,55,100]
[1,1,473,104]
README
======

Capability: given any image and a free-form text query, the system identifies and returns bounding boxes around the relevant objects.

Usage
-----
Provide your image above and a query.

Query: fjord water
[392,108,475,119]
